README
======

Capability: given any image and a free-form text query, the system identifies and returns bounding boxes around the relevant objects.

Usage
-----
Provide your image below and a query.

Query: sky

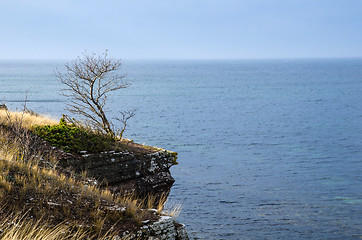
[1,0,362,60]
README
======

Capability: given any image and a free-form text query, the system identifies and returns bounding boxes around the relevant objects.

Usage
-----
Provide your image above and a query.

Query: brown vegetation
[0,109,176,239]
[0,109,57,130]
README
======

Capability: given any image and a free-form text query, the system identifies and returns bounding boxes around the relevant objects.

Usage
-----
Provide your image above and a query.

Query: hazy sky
[1,0,362,59]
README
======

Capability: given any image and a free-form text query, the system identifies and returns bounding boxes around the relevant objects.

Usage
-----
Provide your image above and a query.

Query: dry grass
[0,109,58,130]
[143,193,182,220]
[0,108,179,238]
[0,149,151,236]
[163,201,182,220]
[0,109,148,238]
[0,212,121,240]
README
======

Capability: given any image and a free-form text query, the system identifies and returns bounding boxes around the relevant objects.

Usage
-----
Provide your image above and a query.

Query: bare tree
[56,50,133,138]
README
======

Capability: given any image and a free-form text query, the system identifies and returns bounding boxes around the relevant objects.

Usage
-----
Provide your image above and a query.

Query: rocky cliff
[0,111,189,239]
[56,147,189,239]
[119,214,188,240]
[58,148,178,201]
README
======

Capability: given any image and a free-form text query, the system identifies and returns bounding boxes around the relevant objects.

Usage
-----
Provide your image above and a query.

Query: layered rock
[57,148,189,239]
[0,119,189,239]
[119,215,189,240]
[58,149,178,200]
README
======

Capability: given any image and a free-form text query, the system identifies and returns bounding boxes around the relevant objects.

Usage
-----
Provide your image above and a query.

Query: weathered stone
[58,150,177,203]
[54,145,188,239]
[175,224,189,240]
[122,215,189,240]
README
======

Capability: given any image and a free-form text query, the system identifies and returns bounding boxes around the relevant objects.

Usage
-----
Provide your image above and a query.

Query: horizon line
[0,56,362,61]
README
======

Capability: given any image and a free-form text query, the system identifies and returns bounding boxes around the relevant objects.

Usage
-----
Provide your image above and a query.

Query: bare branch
[114,109,136,139]
[57,50,133,138]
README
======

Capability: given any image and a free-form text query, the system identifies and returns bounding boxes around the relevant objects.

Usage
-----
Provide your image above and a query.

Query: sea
[0,59,361,240]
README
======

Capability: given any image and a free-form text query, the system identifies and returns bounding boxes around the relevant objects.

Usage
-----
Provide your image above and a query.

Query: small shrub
[34,117,114,153]
[0,103,7,110]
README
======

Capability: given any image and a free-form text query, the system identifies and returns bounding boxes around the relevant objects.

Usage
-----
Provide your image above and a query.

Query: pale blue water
[0,59,361,239]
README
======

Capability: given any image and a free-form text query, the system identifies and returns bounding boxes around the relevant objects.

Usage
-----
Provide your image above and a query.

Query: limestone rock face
[58,150,178,199]
[57,148,189,239]
[119,216,189,240]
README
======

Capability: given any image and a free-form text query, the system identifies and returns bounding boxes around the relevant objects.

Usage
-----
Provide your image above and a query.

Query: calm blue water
[0,59,361,239]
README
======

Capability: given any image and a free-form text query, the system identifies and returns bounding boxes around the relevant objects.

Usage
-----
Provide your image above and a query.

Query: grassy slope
[0,109,58,129]
[0,109,168,239]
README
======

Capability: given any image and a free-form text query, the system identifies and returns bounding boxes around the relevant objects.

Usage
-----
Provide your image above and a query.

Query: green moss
[34,118,114,153]
[165,150,178,165]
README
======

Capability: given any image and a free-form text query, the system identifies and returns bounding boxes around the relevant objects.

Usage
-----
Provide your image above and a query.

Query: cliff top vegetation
[0,107,159,155]
[0,108,177,239]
